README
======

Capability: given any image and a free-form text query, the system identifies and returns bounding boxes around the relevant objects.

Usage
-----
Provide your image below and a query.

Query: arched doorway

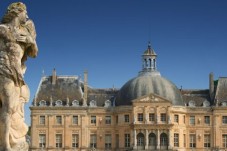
[149,133,156,149]
[137,133,145,150]
[160,133,168,149]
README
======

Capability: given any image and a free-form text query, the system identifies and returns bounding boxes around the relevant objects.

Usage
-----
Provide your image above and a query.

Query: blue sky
[1,0,227,125]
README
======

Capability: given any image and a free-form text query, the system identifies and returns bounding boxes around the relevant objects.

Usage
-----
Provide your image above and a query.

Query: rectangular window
[72,134,79,148]
[223,116,227,124]
[189,134,196,148]
[138,113,143,122]
[56,134,62,148]
[105,116,111,124]
[149,113,155,122]
[90,134,97,148]
[40,116,45,125]
[174,133,179,147]
[39,134,46,148]
[190,116,195,125]
[116,134,119,148]
[91,116,96,124]
[125,134,130,147]
[184,134,186,147]
[183,115,185,124]
[116,115,118,124]
[105,134,112,149]
[204,116,210,125]
[56,116,62,125]
[160,113,166,122]
[73,116,78,125]
[174,115,179,123]
[223,134,227,148]
[124,115,129,123]
[204,134,210,148]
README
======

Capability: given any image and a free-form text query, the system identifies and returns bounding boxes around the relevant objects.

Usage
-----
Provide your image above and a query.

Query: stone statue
[0,2,38,151]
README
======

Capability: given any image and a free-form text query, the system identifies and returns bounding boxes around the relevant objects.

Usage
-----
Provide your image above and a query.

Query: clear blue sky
[1,0,227,125]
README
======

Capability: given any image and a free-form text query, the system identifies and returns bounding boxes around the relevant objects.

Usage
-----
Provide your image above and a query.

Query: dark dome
[116,72,184,106]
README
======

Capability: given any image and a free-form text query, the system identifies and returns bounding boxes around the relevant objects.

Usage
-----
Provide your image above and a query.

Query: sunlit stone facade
[30,44,227,151]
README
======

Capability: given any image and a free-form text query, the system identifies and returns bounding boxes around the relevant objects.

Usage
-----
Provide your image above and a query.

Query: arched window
[149,133,156,146]
[104,100,111,107]
[203,100,210,107]
[160,133,168,147]
[90,100,97,107]
[137,133,144,146]
[72,100,79,107]
[39,100,46,107]
[55,100,63,106]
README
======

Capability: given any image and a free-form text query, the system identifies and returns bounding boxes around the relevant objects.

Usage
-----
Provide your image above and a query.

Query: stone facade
[30,44,227,151]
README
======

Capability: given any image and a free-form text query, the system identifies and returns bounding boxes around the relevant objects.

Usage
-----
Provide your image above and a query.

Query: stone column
[133,129,137,150]
[145,129,149,149]
[156,129,160,149]
[168,129,172,149]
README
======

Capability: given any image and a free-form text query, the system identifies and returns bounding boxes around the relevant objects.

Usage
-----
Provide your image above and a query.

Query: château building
[30,43,227,151]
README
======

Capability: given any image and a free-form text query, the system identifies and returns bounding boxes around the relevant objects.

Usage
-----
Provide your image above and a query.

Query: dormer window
[39,100,46,107]
[72,100,79,107]
[55,100,63,106]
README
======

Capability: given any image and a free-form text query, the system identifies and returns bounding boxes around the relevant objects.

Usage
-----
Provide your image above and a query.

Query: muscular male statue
[0,2,38,151]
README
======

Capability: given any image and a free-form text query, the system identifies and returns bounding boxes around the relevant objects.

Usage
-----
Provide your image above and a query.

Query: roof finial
[148,41,151,50]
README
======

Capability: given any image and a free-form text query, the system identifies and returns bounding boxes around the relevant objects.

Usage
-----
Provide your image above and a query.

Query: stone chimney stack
[209,72,214,100]
[83,70,88,106]
[52,68,57,85]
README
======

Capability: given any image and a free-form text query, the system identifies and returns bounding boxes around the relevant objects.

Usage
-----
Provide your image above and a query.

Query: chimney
[209,72,214,100]
[52,68,57,85]
[83,70,88,106]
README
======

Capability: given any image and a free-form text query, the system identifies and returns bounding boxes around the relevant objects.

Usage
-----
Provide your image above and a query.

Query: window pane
[40,116,45,125]
[174,133,179,147]
[72,134,79,148]
[223,134,227,148]
[204,134,210,148]
[91,116,96,124]
[204,116,210,124]
[73,116,78,125]
[223,116,227,124]
[105,116,111,124]
[56,134,62,148]
[125,134,130,147]
[190,116,195,125]
[56,116,62,125]
[174,115,179,123]
[189,134,196,148]
[149,113,155,122]
[105,134,111,149]
[161,113,166,122]
[125,115,129,123]
[39,134,46,148]
[138,113,143,122]
[90,134,97,148]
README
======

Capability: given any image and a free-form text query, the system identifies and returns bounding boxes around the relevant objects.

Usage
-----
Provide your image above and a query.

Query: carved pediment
[132,93,171,104]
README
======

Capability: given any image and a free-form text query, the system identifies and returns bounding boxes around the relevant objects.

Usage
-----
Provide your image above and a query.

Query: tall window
[124,115,129,123]
[56,116,62,125]
[223,116,227,124]
[138,113,143,122]
[116,115,118,124]
[204,134,210,148]
[39,134,46,148]
[125,134,130,147]
[72,134,79,148]
[189,134,196,148]
[160,133,168,146]
[174,115,179,123]
[149,113,155,122]
[105,116,111,124]
[73,116,78,125]
[40,116,45,125]
[105,134,112,149]
[116,134,119,148]
[137,133,144,146]
[160,113,166,122]
[183,134,186,147]
[190,116,195,125]
[56,134,62,148]
[149,133,156,146]
[91,116,96,124]
[90,134,97,148]
[204,116,210,125]
[223,134,227,148]
[174,133,179,147]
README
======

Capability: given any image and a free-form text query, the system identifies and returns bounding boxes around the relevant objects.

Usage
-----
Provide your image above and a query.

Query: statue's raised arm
[0,2,38,151]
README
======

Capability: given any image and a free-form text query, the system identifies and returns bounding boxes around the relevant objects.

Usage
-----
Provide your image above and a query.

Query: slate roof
[215,77,227,104]
[181,89,212,106]
[35,75,118,107]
